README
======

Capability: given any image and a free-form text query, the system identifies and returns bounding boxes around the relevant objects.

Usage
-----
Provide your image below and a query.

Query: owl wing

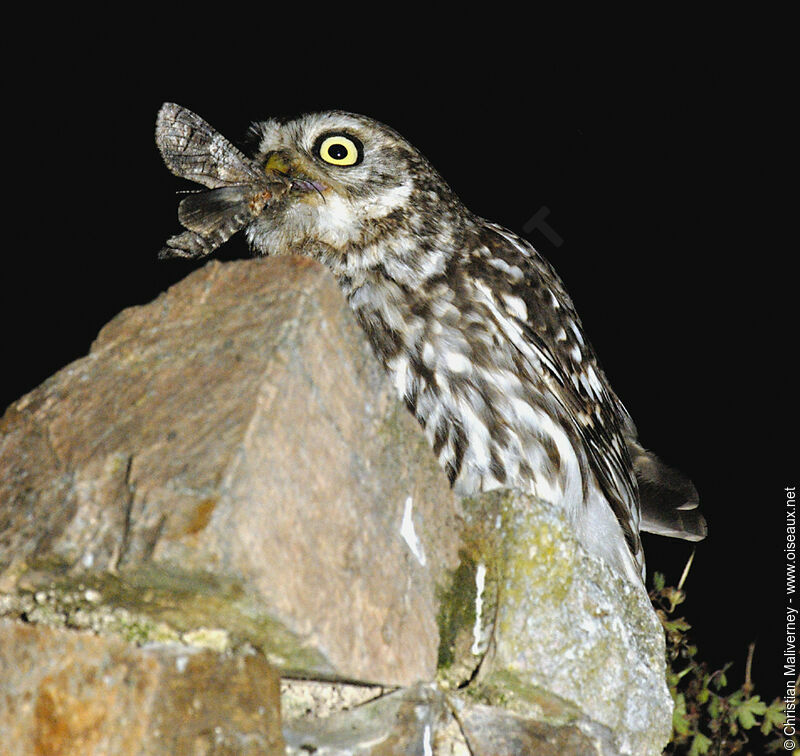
[464,222,634,560]
[470,221,705,552]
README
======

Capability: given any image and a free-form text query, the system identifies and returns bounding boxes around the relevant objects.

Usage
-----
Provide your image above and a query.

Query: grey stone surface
[452,490,674,755]
[281,679,622,755]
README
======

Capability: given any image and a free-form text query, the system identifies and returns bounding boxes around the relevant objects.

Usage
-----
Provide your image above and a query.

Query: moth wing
[156,102,263,189]
[159,186,254,260]
[177,186,253,233]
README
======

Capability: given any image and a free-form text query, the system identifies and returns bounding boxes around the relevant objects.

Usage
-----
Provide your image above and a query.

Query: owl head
[245,111,467,266]
[157,103,470,271]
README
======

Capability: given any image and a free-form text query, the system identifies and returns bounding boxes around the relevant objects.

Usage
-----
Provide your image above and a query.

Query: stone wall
[0,257,673,755]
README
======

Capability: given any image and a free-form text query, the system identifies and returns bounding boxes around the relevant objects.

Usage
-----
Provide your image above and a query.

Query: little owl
[155,103,707,590]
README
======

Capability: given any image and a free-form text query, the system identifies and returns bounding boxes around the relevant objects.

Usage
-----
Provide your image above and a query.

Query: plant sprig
[650,567,786,755]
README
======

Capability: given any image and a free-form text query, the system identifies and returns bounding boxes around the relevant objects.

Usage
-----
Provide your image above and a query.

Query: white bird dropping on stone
[400,496,426,566]
[471,562,487,655]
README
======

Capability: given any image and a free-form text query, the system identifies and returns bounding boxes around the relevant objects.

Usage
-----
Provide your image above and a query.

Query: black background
[2,29,791,708]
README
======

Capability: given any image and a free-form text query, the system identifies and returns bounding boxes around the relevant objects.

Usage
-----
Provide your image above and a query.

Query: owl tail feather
[628,442,708,542]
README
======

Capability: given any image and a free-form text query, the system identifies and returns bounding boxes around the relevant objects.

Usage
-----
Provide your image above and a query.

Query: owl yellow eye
[314,132,363,167]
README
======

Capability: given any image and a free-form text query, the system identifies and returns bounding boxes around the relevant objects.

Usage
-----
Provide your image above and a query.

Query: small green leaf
[688,731,712,756]
[664,617,692,633]
[712,670,728,691]
[666,586,686,611]
[667,671,681,688]
[735,695,767,730]
[708,694,721,720]
[673,692,691,736]
[761,697,787,735]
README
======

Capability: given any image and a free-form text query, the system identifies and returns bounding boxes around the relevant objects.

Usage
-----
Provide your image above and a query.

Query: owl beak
[265,152,292,176]
[264,151,328,200]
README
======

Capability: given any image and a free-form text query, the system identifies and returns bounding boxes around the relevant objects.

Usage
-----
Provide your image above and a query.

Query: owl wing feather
[473,221,705,553]
[468,222,646,559]
[626,439,707,540]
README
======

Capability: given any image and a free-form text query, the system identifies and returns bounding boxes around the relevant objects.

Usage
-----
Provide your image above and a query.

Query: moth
[155,103,289,260]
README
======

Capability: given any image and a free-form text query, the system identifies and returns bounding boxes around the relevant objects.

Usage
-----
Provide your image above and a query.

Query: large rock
[452,491,673,755]
[279,492,672,755]
[0,256,461,687]
[0,619,284,755]
[0,256,673,754]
